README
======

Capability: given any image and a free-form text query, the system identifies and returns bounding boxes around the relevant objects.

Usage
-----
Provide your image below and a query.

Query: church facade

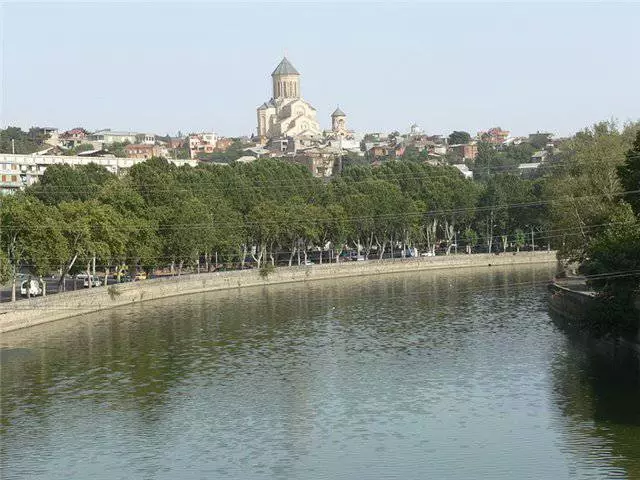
[256,58,323,140]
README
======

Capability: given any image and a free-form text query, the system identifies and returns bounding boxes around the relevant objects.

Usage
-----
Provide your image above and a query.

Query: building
[0,153,196,195]
[453,164,473,179]
[124,144,169,159]
[215,137,234,152]
[330,107,350,138]
[189,132,218,159]
[59,128,89,148]
[450,143,478,161]
[256,57,322,140]
[478,127,510,146]
[88,130,139,145]
[294,145,342,177]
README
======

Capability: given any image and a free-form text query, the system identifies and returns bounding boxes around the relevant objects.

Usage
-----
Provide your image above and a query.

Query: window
[2,175,6,182]
[11,175,17,182]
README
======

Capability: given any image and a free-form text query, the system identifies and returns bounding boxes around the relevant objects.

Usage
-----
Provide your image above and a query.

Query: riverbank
[0,251,557,333]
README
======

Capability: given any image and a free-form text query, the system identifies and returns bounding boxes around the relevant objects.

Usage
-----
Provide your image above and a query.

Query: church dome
[272,57,300,76]
[331,107,346,117]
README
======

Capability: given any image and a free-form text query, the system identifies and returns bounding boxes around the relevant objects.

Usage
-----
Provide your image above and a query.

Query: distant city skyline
[1,1,639,137]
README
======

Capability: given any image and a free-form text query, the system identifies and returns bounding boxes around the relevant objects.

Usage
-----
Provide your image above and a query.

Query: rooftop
[272,57,300,76]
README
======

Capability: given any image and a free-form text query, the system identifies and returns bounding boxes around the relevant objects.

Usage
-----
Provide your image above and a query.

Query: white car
[20,279,43,297]
[421,251,435,257]
[83,276,102,288]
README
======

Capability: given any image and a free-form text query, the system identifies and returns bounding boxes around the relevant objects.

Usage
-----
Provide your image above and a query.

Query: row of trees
[0,155,550,300]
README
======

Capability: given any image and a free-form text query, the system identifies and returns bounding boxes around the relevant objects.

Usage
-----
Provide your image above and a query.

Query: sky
[1,1,639,138]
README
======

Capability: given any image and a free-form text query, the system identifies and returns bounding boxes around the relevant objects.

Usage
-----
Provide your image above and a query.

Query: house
[215,137,234,152]
[478,127,510,145]
[124,144,169,159]
[450,143,478,161]
[453,164,473,179]
[59,128,89,148]
[188,132,218,159]
[518,162,541,178]
[88,130,139,145]
[295,145,342,177]
[531,150,548,163]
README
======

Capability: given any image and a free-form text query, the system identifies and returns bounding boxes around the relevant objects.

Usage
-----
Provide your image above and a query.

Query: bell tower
[331,106,347,135]
[271,57,300,99]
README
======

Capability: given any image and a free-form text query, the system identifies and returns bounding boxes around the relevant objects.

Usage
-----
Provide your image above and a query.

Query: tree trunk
[288,243,296,267]
[86,263,92,289]
[92,255,96,279]
[104,267,109,288]
[11,268,16,302]
[178,261,183,276]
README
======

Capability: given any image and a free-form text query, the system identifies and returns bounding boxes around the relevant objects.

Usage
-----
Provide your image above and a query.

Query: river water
[2,265,640,479]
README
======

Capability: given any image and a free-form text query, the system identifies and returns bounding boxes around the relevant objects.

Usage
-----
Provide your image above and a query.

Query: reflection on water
[1,264,640,479]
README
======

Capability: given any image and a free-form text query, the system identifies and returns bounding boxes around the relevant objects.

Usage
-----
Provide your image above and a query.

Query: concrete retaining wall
[0,251,557,333]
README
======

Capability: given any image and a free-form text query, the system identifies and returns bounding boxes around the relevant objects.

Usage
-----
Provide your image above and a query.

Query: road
[0,276,122,303]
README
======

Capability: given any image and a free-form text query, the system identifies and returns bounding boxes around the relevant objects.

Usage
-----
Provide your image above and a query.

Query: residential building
[88,130,139,145]
[124,144,169,159]
[294,145,342,177]
[215,137,234,152]
[0,153,196,195]
[453,164,473,179]
[531,150,548,163]
[59,128,89,148]
[450,143,478,161]
[189,132,218,159]
[478,127,510,145]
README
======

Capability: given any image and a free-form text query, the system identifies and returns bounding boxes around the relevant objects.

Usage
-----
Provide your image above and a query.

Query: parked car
[303,260,314,266]
[83,276,102,288]
[356,255,366,261]
[20,278,43,297]
[133,272,147,281]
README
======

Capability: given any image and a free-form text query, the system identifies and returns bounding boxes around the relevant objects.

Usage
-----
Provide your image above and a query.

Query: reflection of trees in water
[550,318,640,477]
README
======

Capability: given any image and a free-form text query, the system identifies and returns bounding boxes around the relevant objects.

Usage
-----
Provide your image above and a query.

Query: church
[256,57,349,141]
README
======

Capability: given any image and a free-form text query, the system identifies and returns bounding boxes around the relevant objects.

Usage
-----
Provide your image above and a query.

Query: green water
[2,265,640,479]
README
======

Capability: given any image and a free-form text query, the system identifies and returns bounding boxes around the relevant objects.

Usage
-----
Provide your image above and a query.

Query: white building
[0,154,196,195]
[189,132,218,159]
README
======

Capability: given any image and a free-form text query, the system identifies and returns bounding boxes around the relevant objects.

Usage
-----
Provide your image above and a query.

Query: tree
[462,228,478,254]
[617,130,640,215]
[448,131,471,145]
[543,121,631,261]
[0,195,67,299]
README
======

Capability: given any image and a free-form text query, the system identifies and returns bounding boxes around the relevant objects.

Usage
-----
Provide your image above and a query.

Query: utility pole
[11,139,15,154]
[531,227,535,252]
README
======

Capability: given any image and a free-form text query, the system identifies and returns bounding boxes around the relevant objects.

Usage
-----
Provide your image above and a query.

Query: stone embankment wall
[0,251,557,333]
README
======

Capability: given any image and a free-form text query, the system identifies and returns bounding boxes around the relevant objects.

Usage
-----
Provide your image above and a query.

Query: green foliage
[448,131,471,145]
[543,120,633,261]
[259,262,275,278]
[617,131,640,215]
[0,127,49,154]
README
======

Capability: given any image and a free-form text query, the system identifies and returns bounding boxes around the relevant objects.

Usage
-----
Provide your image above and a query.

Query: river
[1,264,640,479]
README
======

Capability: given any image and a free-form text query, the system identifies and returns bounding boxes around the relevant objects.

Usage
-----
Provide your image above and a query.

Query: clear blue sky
[1,1,639,138]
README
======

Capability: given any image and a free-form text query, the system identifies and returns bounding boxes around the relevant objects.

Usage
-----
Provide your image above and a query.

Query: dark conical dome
[331,107,346,117]
[272,57,300,76]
